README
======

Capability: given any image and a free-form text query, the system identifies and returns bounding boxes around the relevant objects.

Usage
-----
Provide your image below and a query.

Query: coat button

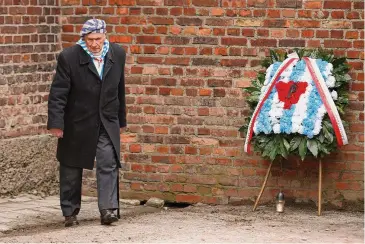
[96,123,99,127]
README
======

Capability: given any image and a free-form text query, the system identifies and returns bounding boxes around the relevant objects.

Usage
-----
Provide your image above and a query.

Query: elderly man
[47,19,127,227]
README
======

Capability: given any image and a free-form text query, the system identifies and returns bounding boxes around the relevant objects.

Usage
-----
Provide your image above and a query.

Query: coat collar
[78,44,114,81]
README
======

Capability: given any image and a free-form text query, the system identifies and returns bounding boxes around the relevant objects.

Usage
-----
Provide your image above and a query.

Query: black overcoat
[47,43,127,170]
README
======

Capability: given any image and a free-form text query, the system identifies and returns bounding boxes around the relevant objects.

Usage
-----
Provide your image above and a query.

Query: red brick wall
[2,0,364,207]
[0,0,61,138]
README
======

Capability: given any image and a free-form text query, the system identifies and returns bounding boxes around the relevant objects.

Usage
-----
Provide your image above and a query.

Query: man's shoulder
[110,43,126,56]
[59,45,81,58]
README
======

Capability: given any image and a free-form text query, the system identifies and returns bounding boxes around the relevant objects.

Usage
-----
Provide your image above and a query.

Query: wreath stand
[252,159,323,216]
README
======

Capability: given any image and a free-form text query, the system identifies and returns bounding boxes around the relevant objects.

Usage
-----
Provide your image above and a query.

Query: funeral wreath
[241,49,351,162]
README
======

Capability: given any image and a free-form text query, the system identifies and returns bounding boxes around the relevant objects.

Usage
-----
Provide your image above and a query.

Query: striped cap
[80,18,107,37]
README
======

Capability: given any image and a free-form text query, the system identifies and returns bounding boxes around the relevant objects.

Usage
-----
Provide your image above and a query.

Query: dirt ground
[0,204,363,243]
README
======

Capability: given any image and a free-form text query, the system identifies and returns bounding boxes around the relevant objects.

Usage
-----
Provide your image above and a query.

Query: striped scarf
[77,38,110,79]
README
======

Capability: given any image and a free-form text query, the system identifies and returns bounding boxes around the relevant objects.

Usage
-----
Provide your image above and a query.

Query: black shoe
[64,215,79,227]
[100,209,118,225]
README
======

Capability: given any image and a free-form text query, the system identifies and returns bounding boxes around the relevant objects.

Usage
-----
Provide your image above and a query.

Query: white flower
[326,63,333,73]
[260,86,267,93]
[292,115,302,124]
[272,94,280,104]
[265,74,270,81]
[313,119,322,135]
[269,108,283,118]
[326,75,336,88]
[331,90,338,100]
[281,71,291,77]
[273,124,281,134]
[266,64,273,74]
[292,123,300,133]
[317,105,326,115]
[270,117,279,125]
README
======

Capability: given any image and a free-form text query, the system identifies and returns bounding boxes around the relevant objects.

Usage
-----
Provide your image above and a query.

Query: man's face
[84,33,106,54]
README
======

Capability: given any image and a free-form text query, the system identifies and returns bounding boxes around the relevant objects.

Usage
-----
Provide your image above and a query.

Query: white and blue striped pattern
[80,19,106,37]
[77,38,110,79]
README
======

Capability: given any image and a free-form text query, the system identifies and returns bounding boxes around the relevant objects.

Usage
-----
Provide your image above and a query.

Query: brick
[165,57,190,66]
[171,47,184,55]
[276,0,302,8]
[176,194,201,203]
[267,9,280,18]
[298,10,312,18]
[279,39,305,47]
[323,21,351,29]
[354,2,364,9]
[345,31,358,39]
[206,18,234,26]
[248,0,274,8]
[331,30,343,38]
[184,8,196,16]
[151,77,177,86]
[304,1,321,9]
[148,17,174,25]
[222,0,246,7]
[331,11,344,19]
[137,57,163,64]
[347,11,360,19]
[257,29,269,37]
[109,35,132,43]
[170,7,183,16]
[251,39,277,47]
[242,29,255,36]
[182,27,197,35]
[236,19,261,27]
[208,79,232,87]
[353,21,364,29]
[164,0,186,5]
[121,16,146,25]
[324,40,351,48]
[353,40,364,49]
[221,37,247,46]
[192,58,218,66]
[293,20,320,28]
[307,40,320,48]
[136,36,161,44]
[316,30,329,38]
[211,8,224,16]
[324,1,351,9]
[253,9,265,17]
[227,28,240,36]
[176,17,203,26]
[156,7,168,15]
[192,0,218,7]
[281,9,295,17]
[165,36,190,45]
[221,59,248,67]
[136,0,163,5]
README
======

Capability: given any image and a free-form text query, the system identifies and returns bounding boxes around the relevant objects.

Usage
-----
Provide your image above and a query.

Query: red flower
[275,81,308,109]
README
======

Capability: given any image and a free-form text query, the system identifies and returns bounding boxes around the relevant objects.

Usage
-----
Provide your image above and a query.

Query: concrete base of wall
[0,135,59,197]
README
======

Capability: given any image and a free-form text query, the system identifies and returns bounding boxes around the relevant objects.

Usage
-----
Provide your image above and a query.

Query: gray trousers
[59,126,119,217]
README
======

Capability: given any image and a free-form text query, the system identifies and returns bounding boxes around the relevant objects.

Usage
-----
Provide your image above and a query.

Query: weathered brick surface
[1,0,364,208]
[0,1,61,139]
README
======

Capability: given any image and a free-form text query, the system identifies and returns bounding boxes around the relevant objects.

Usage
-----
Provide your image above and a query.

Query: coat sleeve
[118,50,127,128]
[47,52,71,130]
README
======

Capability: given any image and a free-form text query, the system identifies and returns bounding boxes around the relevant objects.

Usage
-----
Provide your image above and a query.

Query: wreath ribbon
[303,57,348,146]
[244,58,298,153]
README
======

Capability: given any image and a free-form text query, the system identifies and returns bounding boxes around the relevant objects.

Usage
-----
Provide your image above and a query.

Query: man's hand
[120,127,126,133]
[50,128,63,138]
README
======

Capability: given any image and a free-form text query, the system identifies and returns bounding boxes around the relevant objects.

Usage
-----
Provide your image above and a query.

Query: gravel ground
[0,204,363,243]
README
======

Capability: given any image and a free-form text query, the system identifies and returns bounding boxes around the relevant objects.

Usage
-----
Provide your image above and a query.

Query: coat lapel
[78,46,100,80]
[102,45,114,81]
